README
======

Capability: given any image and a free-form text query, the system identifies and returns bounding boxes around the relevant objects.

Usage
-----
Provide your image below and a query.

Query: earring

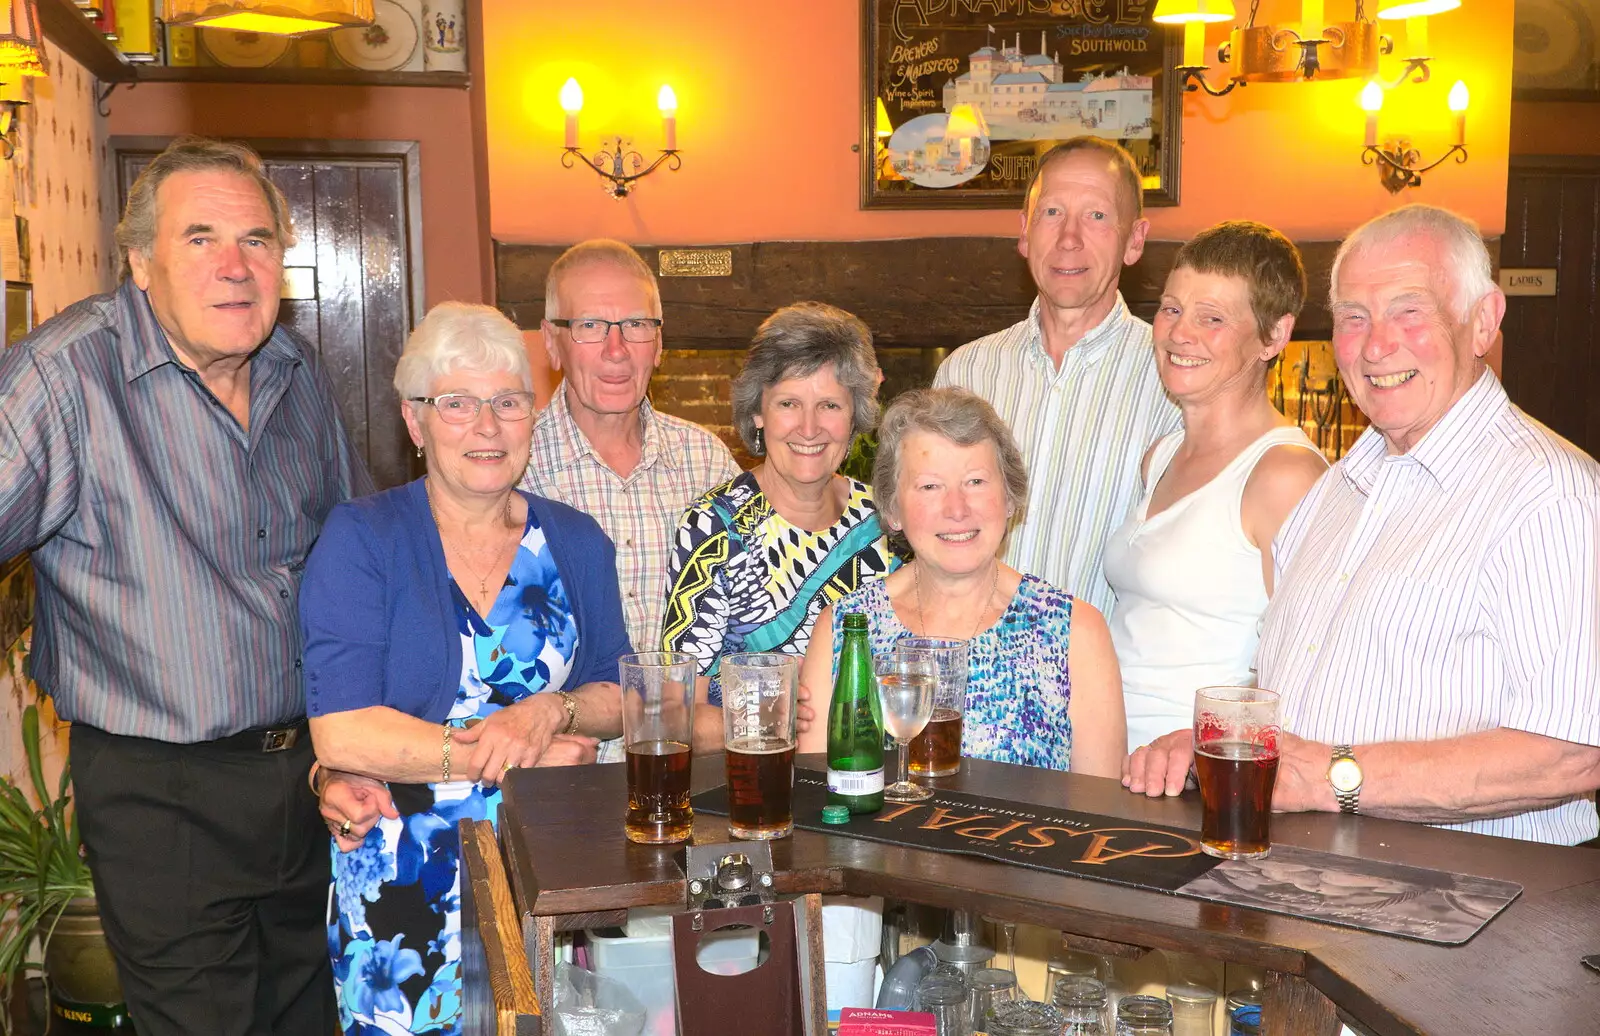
[415,444,424,459]
[754,427,764,454]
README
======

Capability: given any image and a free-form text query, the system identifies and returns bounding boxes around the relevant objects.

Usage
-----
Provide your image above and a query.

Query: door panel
[114,141,422,490]
[1503,160,1600,459]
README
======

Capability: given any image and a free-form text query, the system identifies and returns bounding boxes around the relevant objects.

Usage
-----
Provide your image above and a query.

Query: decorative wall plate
[198,27,290,68]
[1513,0,1596,91]
[330,0,420,72]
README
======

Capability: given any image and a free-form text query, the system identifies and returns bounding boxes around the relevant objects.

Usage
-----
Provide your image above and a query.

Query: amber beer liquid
[725,735,796,839]
[1195,740,1280,860]
[908,707,962,778]
[625,738,693,844]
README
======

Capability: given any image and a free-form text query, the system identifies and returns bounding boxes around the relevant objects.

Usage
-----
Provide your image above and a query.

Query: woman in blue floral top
[299,303,630,1036]
[797,388,1126,775]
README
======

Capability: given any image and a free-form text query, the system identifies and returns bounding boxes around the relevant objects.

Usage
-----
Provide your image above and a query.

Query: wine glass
[875,655,935,801]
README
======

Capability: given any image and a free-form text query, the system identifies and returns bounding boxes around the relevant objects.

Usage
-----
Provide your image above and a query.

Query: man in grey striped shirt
[1126,205,1600,847]
[0,139,369,1032]
[936,138,1179,615]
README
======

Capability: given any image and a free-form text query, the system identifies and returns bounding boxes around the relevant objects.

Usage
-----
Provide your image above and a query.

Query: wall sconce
[1153,0,1240,96]
[0,97,26,160]
[1372,0,1460,85]
[559,78,682,200]
[1360,78,1468,192]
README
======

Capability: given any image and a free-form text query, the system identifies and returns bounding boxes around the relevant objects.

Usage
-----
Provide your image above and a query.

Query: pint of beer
[721,652,799,839]
[621,652,697,844]
[1193,686,1281,860]
[898,637,968,778]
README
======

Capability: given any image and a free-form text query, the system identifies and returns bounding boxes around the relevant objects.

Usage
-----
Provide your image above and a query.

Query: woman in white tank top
[1103,222,1329,757]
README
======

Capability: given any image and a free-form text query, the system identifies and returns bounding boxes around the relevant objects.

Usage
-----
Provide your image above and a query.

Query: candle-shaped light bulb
[1182,20,1205,68]
[658,84,678,150]
[1359,80,1383,147]
[1302,0,1324,37]
[559,78,583,149]
[1448,80,1469,146]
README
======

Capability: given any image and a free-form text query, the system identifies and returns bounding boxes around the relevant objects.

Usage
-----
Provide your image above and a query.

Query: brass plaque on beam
[280,267,318,300]
[1498,268,1556,296]
[658,249,733,277]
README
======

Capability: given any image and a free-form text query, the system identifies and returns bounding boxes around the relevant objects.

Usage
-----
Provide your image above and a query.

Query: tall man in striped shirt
[0,138,370,1033]
[1125,204,1600,847]
[936,138,1179,615]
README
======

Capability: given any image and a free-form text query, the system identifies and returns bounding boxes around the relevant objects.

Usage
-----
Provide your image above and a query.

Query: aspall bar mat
[692,771,1522,946]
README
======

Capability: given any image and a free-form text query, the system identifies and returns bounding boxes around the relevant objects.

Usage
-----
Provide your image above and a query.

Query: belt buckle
[261,727,298,753]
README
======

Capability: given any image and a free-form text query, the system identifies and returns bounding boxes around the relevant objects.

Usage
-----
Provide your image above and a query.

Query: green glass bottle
[827,612,884,814]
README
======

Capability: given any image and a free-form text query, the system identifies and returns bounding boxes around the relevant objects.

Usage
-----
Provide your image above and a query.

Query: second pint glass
[621,652,696,844]
[898,636,968,778]
[721,652,798,839]
[1193,685,1281,860]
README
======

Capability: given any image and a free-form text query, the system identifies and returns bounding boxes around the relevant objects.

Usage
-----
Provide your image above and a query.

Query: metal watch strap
[556,691,579,735]
[1331,743,1361,814]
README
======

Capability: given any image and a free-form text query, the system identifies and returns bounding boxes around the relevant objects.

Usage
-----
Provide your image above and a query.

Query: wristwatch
[1328,744,1363,814]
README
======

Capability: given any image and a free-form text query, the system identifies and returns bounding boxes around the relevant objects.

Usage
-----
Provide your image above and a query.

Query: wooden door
[1502,158,1600,459]
[112,138,424,490]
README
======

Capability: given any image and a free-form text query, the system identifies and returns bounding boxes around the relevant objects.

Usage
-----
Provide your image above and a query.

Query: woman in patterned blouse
[796,387,1126,776]
[661,302,897,734]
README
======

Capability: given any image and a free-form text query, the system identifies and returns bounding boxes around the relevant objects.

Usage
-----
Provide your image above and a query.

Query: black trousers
[70,723,336,1036]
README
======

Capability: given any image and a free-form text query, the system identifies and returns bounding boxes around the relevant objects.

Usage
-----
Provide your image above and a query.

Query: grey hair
[393,302,533,400]
[115,136,295,279]
[731,302,881,455]
[871,387,1028,553]
[543,239,662,321]
[1331,204,1497,323]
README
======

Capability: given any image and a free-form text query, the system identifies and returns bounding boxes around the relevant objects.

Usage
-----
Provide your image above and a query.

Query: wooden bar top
[500,755,1600,1036]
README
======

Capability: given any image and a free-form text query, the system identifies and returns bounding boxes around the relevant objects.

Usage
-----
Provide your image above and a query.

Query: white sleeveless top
[1103,426,1323,751]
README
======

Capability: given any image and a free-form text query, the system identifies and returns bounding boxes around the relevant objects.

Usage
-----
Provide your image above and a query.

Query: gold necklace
[913,560,1000,641]
[426,479,518,608]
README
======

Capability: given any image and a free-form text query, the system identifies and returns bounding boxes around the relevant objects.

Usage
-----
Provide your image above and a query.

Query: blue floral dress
[329,511,579,1036]
[829,574,1076,770]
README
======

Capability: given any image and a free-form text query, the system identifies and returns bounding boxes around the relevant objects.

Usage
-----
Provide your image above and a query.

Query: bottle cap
[821,804,851,824]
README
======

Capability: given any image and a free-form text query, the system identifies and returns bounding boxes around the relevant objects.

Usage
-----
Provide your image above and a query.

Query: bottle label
[827,768,884,795]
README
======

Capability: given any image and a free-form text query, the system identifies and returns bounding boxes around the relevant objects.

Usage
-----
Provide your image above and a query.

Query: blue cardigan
[299,478,632,723]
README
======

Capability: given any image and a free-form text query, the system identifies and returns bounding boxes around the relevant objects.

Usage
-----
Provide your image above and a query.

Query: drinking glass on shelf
[896,636,968,777]
[874,654,935,802]
[968,967,1019,1033]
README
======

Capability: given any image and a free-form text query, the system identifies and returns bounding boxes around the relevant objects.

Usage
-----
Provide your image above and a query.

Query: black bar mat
[693,769,1222,893]
[692,770,1524,945]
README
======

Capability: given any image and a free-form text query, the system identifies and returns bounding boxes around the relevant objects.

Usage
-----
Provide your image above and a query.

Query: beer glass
[621,652,696,844]
[1193,685,1281,860]
[721,652,799,839]
[897,636,968,778]
[875,654,935,802]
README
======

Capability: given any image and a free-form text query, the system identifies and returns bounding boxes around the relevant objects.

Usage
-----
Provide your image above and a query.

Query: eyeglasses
[547,317,663,344]
[408,392,536,424]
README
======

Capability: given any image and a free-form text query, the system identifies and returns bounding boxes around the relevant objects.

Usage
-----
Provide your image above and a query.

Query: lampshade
[1152,0,1236,24]
[1376,0,1460,17]
[946,102,989,139]
[0,0,49,78]
[162,0,375,34]
[875,98,893,139]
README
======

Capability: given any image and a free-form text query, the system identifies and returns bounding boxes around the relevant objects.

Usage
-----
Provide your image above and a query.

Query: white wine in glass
[876,659,934,802]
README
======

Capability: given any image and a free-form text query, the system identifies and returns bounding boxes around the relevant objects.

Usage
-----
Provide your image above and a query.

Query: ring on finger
[339,818,352,837]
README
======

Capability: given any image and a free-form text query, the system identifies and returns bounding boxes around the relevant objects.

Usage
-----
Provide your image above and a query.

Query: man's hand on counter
[1123,729,1195,797]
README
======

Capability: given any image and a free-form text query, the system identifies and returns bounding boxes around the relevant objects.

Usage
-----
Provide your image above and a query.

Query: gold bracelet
[441,725,454,782]
[555,691,579,736]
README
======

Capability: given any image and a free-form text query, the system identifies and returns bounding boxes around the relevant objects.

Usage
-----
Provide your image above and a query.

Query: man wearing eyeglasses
[523,240,739,755]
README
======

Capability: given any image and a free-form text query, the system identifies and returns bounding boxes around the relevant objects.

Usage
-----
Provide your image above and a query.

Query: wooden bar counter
[493,755,1600,1035]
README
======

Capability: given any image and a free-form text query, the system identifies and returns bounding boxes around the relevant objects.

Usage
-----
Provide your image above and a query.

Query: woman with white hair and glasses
[661,301,897,724]
[298,302,630,1035]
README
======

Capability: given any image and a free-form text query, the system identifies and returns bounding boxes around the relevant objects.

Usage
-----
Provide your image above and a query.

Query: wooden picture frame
[1512,0,1600,100]
[862,0,1182,209]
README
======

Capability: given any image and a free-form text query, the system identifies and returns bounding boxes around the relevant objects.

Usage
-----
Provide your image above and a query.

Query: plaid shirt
[521,386,740,655]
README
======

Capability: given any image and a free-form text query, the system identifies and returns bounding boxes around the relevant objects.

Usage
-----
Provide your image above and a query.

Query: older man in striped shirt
[0,139,369,1033]
[936,138,1179,615]
[1126,204,1600,847]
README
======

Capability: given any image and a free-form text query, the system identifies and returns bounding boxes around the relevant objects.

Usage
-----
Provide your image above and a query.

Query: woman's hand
[796,681,817,735]
[537,734,600,767]
[320,769,399,852]
[454,694,568,786]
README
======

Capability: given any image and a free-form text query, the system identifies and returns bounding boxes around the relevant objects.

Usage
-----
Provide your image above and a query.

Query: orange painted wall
[107,83,486,306]
[1510,101,1600,155]
[483,0,1513,245]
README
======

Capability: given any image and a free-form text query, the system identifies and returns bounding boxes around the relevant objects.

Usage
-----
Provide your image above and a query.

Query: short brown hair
[115,136,294,278]
[1024,137,1144,223]
[1173,220,1306,342]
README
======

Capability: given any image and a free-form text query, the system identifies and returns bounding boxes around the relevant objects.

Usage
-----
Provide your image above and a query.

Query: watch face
[1329,757,1363,792]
